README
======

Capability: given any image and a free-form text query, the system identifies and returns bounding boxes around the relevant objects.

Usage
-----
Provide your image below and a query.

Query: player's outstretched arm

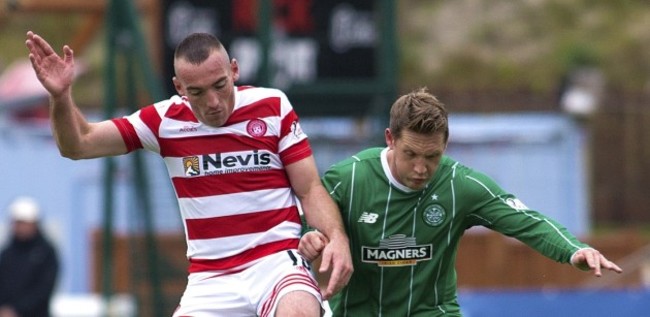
[570,248,623,277]
[287,156,353,299]
[26,31,127,159]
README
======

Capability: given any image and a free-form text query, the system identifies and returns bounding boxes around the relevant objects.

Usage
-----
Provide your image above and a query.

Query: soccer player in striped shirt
[26,31,352,317]
[299,88,622,316]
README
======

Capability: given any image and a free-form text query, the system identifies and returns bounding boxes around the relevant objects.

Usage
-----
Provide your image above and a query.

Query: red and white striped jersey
[111,86,312,273]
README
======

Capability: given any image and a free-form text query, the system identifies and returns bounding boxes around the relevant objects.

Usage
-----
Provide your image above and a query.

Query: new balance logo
[358,212,378,224]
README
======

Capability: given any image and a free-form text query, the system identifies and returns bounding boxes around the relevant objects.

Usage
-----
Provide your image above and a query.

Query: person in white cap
[0,196,59,317]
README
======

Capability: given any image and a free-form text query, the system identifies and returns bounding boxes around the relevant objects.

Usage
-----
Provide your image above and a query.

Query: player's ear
[230,58,240,82]
[385,128,394,148]
[172,76,184,95]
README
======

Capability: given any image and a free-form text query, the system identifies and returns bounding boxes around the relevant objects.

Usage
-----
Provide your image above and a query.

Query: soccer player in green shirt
[299,88,622,317]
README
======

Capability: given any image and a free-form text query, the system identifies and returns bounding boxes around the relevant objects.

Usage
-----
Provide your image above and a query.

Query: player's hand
[298,231,328,262]
[318,233,353,300]
[571,248,623,276]
[25,31,75,98]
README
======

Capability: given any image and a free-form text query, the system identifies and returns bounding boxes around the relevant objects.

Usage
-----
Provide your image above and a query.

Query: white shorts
[172,249,322,317]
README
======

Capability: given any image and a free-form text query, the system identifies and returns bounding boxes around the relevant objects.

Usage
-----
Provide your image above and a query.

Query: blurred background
[1,0,649,316]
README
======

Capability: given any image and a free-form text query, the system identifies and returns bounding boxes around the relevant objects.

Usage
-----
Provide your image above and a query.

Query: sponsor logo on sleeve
[290,120,304,137]
[505,198,529,210]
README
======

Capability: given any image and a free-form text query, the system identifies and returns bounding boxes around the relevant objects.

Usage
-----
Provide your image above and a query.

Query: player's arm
[286,155,353,299]
[483,200,623,277]
[465,171,623,277]
[26,31,127,159]
[50,93,126,159]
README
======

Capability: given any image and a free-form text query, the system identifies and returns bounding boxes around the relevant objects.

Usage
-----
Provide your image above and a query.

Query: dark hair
[174,33,226,65]
[389,87,449,142]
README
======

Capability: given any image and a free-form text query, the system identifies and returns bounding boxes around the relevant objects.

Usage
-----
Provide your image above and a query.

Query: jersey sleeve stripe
[111,118,142,152]
[279,109,299,139]
[139,104,163,137]
[279,139,312,165]
[186,206,300,240]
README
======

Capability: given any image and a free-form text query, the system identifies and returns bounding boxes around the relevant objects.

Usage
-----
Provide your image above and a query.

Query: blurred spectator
[0,196,58,317]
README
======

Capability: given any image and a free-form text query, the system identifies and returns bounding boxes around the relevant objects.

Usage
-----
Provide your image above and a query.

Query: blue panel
[459,289,650,317]
[445,113,589,236]
[0,121,179,294]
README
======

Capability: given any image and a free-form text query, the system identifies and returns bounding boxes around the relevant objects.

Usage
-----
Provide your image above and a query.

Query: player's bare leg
[275,290,321,317]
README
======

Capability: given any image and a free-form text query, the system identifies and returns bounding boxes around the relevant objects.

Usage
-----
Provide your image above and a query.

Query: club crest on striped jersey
[362,234,432,267]
[422,204,446,227]
[183,156,200,176]
[247,119,267,137]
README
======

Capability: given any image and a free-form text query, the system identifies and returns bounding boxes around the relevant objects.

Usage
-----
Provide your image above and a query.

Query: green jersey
[323,147,589,317]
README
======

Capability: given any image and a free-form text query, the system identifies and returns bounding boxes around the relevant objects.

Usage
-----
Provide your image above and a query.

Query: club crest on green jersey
[422,204,446,227]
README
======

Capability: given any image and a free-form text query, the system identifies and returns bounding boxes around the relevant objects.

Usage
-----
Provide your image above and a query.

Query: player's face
[386,128,447,190]
[173,49,240,127]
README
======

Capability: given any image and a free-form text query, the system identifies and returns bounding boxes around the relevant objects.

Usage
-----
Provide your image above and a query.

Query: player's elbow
[59,148,86,160]
[57,144,93,160]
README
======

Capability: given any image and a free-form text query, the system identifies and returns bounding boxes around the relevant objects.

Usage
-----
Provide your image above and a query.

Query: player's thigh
[275,290,321,317]
[255,250,322,317]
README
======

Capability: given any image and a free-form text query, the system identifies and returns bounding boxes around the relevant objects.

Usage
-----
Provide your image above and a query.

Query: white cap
[8,196,41,222]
